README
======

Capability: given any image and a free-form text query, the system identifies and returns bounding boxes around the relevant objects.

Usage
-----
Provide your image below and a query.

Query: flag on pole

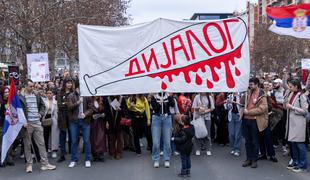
[1,80,26,163]
[266,4,310,39]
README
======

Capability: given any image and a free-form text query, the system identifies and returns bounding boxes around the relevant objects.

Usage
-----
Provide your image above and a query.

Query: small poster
[26,53,50,82]
[301,59,310,70]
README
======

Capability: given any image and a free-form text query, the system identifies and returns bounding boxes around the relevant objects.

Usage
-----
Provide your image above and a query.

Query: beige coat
[285,92,308,142]
[240,89,269,132]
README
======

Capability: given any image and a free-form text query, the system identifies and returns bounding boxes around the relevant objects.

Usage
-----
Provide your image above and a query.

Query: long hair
[289,79,302,92]
[60,78,75,95]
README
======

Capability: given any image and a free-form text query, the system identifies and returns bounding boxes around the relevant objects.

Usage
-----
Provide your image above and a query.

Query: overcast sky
[127,0,258,24]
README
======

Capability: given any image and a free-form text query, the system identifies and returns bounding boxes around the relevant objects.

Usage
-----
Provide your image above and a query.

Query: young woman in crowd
[127,94,151,156]
[57,78,74,162]
[43,89,59,159]
[192,93,215,156]
[90,96,107,162]
[285,79,308,172]
[106,96,124,159]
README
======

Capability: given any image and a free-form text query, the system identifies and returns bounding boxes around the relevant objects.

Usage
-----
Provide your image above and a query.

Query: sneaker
[206,151,212,156]
[20,154,25,159]
[164,161,170,168]
[288,159,293,165]
[242,160,252,167]
[286,164,295,170]
[153,161,159,168]
[26,164,32,173]
[174,151,180,156]
[230,150,235,155]
[195,150,201,156]
[292,167,306,173]
[251,161,258,168]
[68,162,76,168]
[41,164,56,171]
[136,153,142,157]
[234,152,240,156]
[52,152,57,159]
[85,161,91,168]
[160,151,163,156]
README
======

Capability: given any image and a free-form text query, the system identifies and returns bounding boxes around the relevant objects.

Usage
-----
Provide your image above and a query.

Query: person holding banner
[67,88,92,168]
[151,92,175,168]
[19,79,56,173]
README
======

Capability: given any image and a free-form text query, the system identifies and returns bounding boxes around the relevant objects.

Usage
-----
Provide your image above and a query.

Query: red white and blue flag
[266,4,310,39]
[1,80,26,163]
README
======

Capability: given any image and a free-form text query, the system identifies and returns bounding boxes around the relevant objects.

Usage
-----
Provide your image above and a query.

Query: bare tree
[0,0,130,80]
[252,23,310,76]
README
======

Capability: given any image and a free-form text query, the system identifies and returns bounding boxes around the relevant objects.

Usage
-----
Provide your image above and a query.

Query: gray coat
[285,92,308,142]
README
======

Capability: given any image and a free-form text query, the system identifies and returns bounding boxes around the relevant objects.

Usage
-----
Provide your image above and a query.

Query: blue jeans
[228,113,242,153]
[152,115,172,162]
[180,153,191,174]
[291,142,307,169]
[70,119,91,161]
[242,119,259,161]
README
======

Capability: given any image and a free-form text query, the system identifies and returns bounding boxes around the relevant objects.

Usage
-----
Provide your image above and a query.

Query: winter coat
[174,125,195,155]
[67,91,92,124]
[43,97,58,126]
[285,92,308,142]
[57,90,71,131]
[240,89,268,132]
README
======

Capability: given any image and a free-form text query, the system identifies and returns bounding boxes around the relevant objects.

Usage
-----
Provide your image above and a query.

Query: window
[199,15,221,20]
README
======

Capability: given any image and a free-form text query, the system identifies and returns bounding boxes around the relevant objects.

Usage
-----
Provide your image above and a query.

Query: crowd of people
[0,69,309,177]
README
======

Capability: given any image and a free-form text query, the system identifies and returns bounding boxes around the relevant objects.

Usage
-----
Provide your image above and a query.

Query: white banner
[302,59,310,69]
[78,15,250,96]
[26,53,50,82]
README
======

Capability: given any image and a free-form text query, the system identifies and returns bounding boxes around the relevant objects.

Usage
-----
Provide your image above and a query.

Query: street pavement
[0,144,309,180]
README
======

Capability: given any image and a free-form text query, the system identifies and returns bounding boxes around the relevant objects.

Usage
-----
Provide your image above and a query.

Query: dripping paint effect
[207,79,213,89]
[201,66,206,73]
[161,81,167,90]
[148,44,244,90]
[235,67,241,76]
[195,74,202,85]
[210,67,219,82]
[184,72,191,84]
[168,75,173,82]
[224,61,235,88]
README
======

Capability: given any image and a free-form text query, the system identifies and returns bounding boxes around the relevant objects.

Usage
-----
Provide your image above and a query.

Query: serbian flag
[1,80,26,163]
[266,4,310,39]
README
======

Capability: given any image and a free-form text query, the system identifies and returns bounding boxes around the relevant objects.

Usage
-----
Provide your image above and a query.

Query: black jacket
[174,125,195,155]
[151,93,175,115]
